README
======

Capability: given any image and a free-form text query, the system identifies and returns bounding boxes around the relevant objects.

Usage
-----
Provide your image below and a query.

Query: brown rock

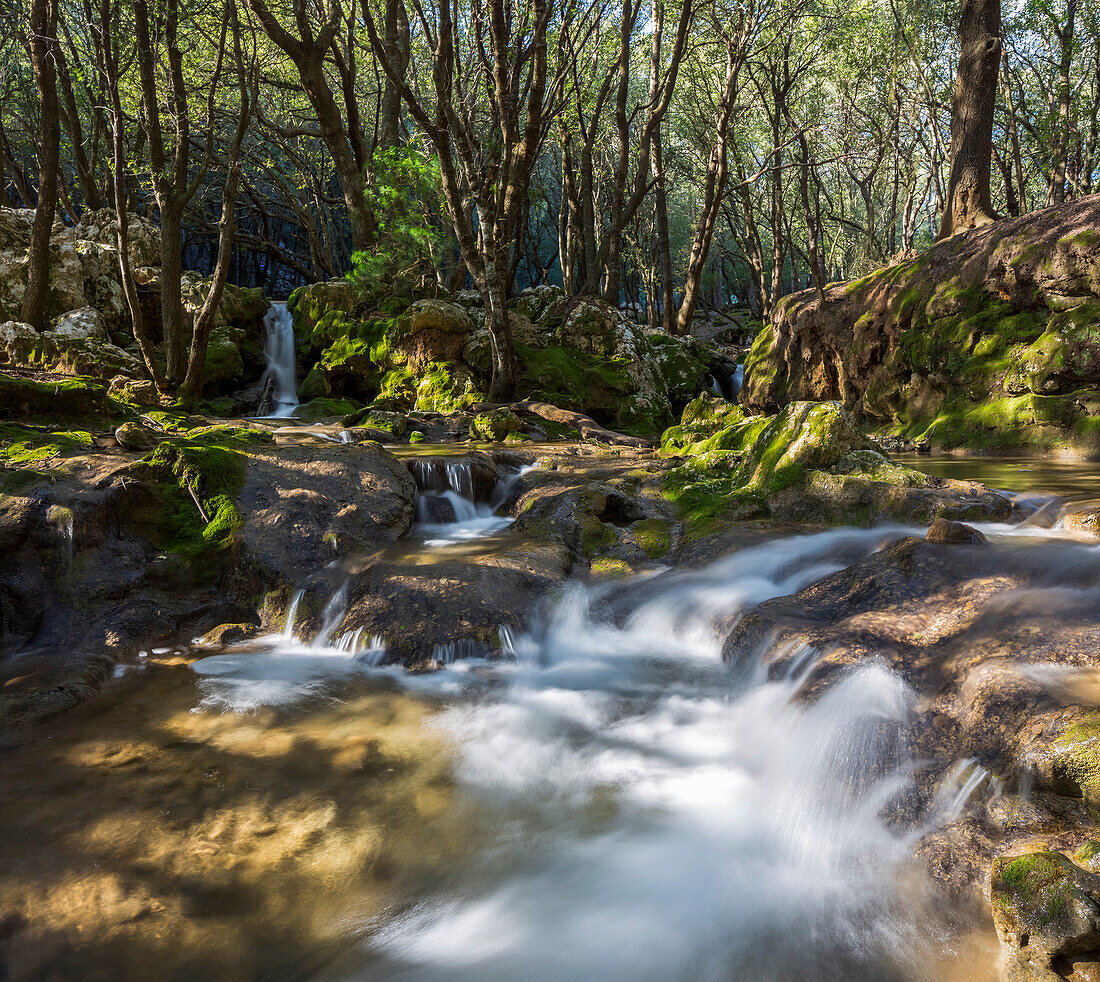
[926,518,986,543]
[114,421,157,451]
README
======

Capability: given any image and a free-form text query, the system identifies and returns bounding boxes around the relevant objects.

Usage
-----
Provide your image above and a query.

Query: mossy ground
[128,428,265,561]
[0,424,95,466]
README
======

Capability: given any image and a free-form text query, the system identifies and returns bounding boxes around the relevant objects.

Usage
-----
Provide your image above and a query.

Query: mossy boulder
[293,396,363,421]
[743,198,1100,452]
[991,850,1100,978]
[471,408,525,442]
[0,320,143,379]
[647,333,716,405]
[0,373,118,420]
[659,397,1009,535]
[130,440,247,557]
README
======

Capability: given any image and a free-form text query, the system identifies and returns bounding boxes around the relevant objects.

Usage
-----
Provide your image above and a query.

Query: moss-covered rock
[293,396,363,421]
[130,440,247,558]
[0,320,143,379]
[0,373,120,420]
[991,850,1100,978]
[659,397,1010,535]
[743,198,1100,452]
[471,408,525,442]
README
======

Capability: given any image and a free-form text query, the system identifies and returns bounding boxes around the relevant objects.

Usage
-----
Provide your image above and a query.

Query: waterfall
[408,457,535,543]
[260,301,298,417]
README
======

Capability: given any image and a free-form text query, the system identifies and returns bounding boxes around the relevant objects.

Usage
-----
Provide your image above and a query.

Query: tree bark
[22,0,61,332]
[938,0,1002,239]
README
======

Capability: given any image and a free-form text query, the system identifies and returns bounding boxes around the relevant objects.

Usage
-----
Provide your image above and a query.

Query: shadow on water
[0,659,485,982]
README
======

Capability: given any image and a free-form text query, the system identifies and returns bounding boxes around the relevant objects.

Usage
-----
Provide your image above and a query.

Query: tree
[365,0,594,399]
[21,0,61,331]
[938,0,1002,239]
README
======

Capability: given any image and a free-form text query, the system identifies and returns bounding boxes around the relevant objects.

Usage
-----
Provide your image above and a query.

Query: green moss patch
[991,852,1075,931]
[0,425,95,466]
[130,438,248,559]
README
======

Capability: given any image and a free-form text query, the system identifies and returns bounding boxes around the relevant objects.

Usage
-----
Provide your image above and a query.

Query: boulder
[234,443,416,590]
[114,422,158,451]
[991,851,1100,980]
[0,320,143,379]
[1061,505,1100,538]
[108,376,160,407]
[392,298,474,370]
[470,407,525,442]
[741,198,1100,453]
[926,518,986,543]
[51,307,107,340]
[330,539,571,666]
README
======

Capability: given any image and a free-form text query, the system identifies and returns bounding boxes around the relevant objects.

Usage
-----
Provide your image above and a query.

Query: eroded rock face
[741,198,1100,453]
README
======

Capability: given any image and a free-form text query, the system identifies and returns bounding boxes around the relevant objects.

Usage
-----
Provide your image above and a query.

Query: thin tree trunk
[22,0,61,331]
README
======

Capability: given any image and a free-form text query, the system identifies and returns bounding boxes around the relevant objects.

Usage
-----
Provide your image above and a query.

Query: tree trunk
[378,0,409,150]
[938,0,1002,239]
[160,207,187,384]
[22,0,61,332]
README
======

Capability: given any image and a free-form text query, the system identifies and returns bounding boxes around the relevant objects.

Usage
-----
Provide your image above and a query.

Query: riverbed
[4,454,1099,981]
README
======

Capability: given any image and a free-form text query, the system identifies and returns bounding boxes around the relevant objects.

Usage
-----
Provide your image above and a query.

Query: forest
[2,0,1095,399]
[8,2,1100,980]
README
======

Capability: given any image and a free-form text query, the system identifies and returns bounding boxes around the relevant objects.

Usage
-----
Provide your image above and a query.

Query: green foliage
[348,144,443,299]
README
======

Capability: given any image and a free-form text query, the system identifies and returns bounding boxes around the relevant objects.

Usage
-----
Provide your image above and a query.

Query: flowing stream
[13,455,1100,979]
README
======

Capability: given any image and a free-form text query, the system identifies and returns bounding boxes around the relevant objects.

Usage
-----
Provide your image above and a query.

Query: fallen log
[470,401,654,448]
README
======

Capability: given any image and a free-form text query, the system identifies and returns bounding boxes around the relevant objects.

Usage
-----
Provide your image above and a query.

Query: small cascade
[931,757,1001,822]
[408,457,537,544]
[708,365,743,402]
[282,588,305,640]
[311,580,349,649]
[260,301,298,417]
[432,639,489,667]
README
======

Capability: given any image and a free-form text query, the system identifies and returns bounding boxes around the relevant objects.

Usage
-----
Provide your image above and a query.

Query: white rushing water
[260,301,299,417]
[192,525,956,979]
[410,459,536,545]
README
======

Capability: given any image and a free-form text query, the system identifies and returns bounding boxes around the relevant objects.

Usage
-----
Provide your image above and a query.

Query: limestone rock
[108,376,160,407]
[51,306,107,340]
[926,518,987,543]
[115,422,158,451]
